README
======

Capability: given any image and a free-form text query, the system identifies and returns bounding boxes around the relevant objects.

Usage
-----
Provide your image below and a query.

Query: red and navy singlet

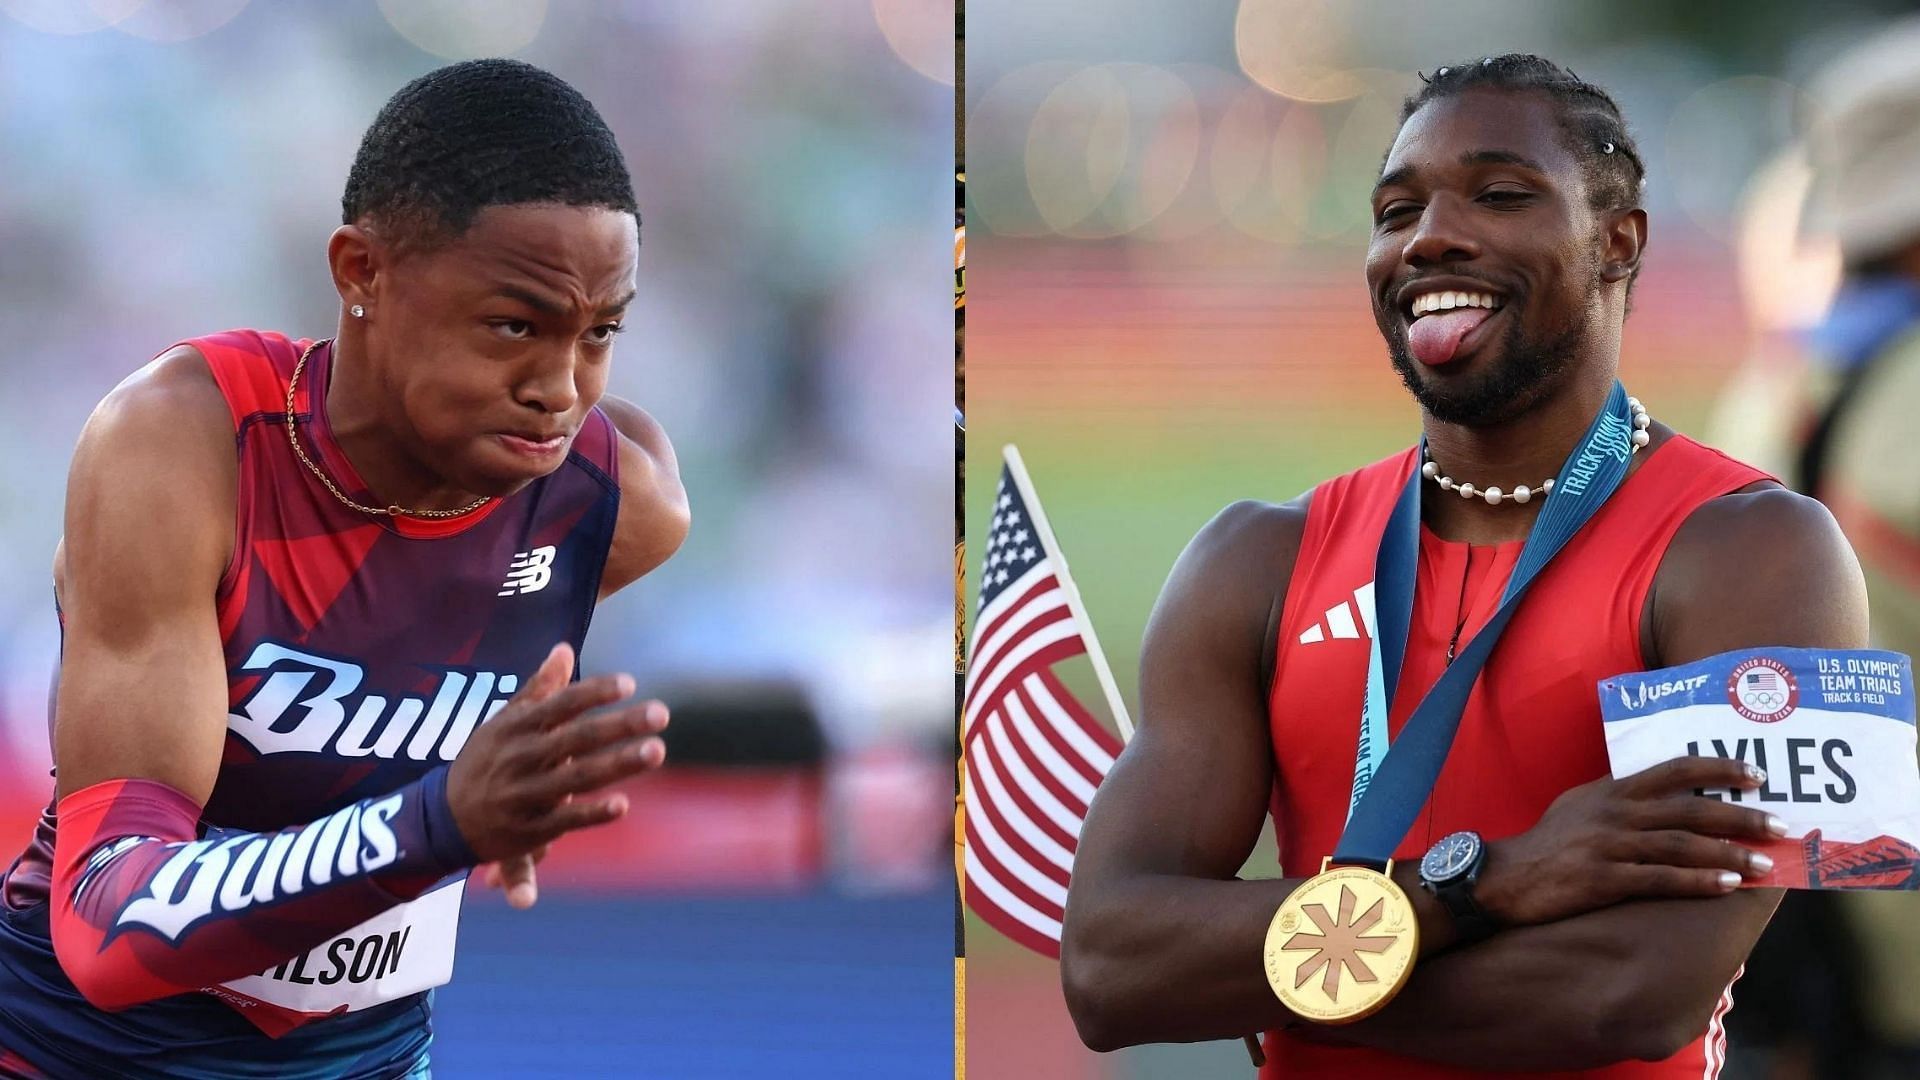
[1261,436,1768,1080]
[0,330,620,1078]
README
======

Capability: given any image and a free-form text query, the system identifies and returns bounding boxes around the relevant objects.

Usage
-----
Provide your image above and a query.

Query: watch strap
[1434,876,1498,945]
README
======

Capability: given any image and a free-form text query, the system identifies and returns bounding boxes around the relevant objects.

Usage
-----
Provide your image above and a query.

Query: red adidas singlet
[1262,435,1769,1079]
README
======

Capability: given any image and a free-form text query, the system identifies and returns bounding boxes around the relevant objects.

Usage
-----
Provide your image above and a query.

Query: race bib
[1599,648,1920,890]
[207,876,466,1036]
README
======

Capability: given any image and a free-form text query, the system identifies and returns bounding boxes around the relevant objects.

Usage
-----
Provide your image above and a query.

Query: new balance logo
[228,642,519,761]
[499,546,556,596]
[1298,581,1377,645]
[114,794,404,942]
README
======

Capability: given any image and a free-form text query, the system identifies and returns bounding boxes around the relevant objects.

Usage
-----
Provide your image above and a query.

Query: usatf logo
[113,794,403,942]
[499,546,557,596]
[1616,672,1712,712]
[1728,657,1798,723]
[228,643,518,761]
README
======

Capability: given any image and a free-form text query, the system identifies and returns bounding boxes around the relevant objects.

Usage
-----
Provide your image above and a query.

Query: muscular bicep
[1653,485,1869,663]
[596,395,689,600]
[53,349,236,802]
[1074,500,1302,886]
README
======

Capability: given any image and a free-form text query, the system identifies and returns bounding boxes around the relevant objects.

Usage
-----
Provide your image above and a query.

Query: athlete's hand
[1475,755,1786,927]
[477,844,549,909]
[446,642,669,865]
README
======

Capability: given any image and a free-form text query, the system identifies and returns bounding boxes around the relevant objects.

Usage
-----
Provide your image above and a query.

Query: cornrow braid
[1401,54,1645,216]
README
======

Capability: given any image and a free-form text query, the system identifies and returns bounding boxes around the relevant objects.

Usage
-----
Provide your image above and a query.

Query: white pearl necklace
[1422,396,1652,506]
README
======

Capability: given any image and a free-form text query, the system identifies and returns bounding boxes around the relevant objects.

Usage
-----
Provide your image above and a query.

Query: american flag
[1747,670,1778,690]
[961,458,1124,957]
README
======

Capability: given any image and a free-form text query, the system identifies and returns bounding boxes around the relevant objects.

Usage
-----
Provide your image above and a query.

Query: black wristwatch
[1419,830,1498,945]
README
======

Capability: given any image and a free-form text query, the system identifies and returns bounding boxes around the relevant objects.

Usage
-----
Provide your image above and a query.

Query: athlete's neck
[322,328,490,514]
[1419,368,1620,546]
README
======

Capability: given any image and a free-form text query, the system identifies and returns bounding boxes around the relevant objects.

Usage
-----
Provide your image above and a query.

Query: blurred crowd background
[0,1,952,1075]
[965,1,1920,1078]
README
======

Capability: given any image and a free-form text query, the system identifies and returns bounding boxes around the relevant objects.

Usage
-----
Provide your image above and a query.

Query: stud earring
[350,304,366,318]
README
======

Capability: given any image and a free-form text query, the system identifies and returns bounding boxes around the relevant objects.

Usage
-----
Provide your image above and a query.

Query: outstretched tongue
[1408,308,1494,366]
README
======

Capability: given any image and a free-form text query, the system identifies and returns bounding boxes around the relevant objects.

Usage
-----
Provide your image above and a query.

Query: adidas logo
[1297,581,1377,645]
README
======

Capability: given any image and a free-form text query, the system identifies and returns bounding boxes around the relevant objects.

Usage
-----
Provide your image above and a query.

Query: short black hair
[1397,54,1644,216]
[342,59,638,250]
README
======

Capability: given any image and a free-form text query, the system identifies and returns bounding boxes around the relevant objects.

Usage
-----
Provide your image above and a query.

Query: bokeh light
[1131,64,1244,243]
[1211,85,1327,244]
[375,0,546,60]
[1666,75,1806,242]
[1025,64,1130,235]
[0,0,143,36]
[1734,146,1841,334]
[1234,0,1369,103]
[1313,82,1410,240]
[112,0,250,42]
[1123,66,1205,240]
[968,61,1082,238]
[871,0,952,86]
[1044,63,1201,239]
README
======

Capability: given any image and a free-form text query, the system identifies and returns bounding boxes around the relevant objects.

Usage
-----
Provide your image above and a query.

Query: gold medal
[1263,858,1418,1024]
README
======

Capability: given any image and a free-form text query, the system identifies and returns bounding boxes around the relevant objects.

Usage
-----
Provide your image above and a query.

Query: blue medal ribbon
[1334,381,1639,868]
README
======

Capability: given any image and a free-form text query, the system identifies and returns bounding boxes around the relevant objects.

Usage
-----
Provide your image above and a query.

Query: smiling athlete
[1061,56,1867,1077]
[0,59,689,1079]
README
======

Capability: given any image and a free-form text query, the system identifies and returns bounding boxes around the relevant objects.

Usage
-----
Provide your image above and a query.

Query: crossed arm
[1061,486,1866,1067]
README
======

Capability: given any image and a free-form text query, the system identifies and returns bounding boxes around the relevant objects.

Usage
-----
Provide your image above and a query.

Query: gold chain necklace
[284,338,493,520]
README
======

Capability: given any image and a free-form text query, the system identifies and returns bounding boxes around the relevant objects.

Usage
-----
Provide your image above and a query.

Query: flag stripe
[963,819,1065,939]
[969,573,1065,684]
[973,561,1054,649]
[964,781,1069,907]
[964,843,1063,958]
[981,711,1088,835]
[1005,692,1099,806]
[971,739,1075,878]
[960,611,1082,734]
[1035,668,1126,757]
[990,714,1094,850]
[963,627,1086,732]
[966,595,1072,703]
[1007,679,1106,791]
[973,718,1079,858]
[968,755,1073,884]
[1024,673,1119,776]
[963,812,1065,934]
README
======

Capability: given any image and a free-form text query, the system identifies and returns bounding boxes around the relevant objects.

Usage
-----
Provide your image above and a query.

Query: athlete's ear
[1599,207,1647,287]
[327,223,381,320]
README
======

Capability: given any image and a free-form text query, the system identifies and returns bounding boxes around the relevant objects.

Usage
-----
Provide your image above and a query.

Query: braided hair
[1399,54,1644,215]
[342,59,638,251]
[1396,54,1645,299]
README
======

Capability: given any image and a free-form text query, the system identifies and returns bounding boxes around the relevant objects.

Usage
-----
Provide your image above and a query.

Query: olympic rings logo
[1728,659,1798,721]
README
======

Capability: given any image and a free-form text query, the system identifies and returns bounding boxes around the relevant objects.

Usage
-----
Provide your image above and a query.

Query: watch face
[1422,831,1481,883]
